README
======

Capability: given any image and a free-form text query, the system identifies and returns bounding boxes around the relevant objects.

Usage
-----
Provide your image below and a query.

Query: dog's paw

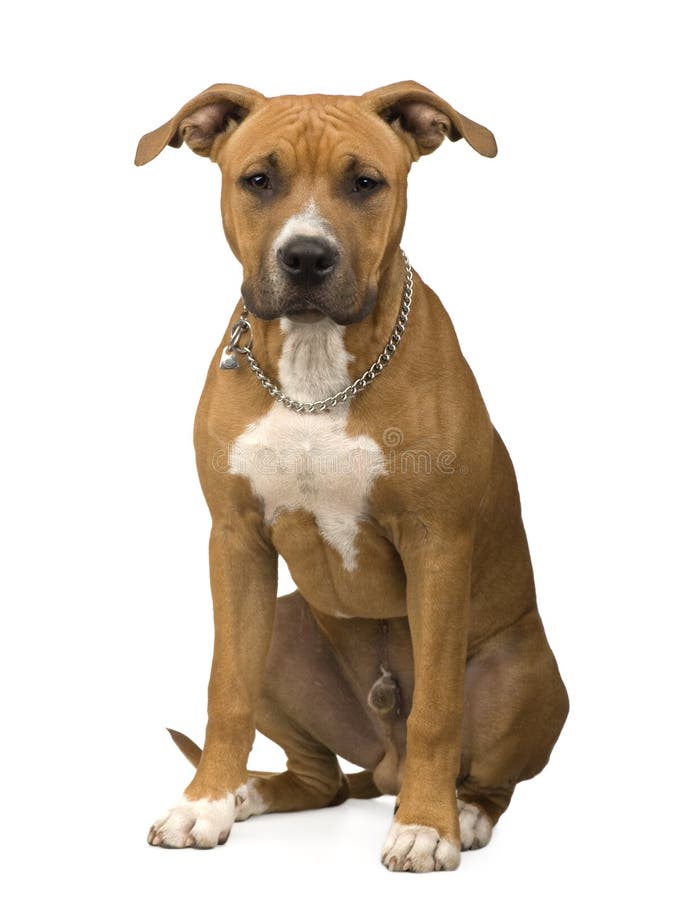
[381,822,460,873]
[458,800,493,850]
[148,795,236,848]
[234,778,269,822]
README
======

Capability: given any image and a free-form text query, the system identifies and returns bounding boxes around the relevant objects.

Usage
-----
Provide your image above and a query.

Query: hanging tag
[219,347,239,369]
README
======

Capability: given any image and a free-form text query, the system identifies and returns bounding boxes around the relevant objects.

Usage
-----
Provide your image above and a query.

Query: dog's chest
[228,319,386,571]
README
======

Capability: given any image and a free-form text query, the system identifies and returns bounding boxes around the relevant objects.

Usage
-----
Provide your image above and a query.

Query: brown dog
[136,81,568,873]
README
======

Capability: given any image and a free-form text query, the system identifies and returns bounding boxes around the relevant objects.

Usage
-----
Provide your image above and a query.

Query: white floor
[8,719,670,900]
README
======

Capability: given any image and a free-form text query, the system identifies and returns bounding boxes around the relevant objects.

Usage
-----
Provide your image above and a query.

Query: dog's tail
[344,769,382,799]
[167,728,202,767]
[166,728,382,800]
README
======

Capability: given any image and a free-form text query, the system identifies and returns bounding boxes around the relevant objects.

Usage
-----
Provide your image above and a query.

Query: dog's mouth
[241,272,377,325]
[280,307,326,324]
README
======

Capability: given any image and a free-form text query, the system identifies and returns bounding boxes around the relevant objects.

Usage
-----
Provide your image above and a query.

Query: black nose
[277,237,338,282]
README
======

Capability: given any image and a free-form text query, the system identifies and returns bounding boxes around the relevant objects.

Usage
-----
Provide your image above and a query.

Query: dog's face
[215,96,411,324]
[136,82,496,324]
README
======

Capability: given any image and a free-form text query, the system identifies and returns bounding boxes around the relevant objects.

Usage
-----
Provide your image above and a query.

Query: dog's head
[136,82,496,324]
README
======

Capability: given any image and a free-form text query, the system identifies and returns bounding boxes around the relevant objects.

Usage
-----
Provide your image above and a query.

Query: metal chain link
[220,250,414,414]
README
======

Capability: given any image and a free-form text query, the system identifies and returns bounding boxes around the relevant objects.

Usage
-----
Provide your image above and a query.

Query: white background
[1,1,678,897]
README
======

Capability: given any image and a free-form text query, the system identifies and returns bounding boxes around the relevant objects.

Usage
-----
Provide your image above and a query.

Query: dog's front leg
[381,528,472,873]
[148,519,277,849]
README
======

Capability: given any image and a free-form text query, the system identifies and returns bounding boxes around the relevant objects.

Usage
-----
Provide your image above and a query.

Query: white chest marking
[228,318,385,570]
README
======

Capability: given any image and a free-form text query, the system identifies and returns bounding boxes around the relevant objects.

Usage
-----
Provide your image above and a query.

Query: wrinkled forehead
[216,95,411,177]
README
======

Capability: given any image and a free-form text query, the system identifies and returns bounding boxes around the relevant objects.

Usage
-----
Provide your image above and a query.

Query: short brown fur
[137,81,568,871]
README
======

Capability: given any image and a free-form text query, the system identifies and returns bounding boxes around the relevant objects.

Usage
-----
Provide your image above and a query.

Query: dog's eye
[245,173,271,190]
[354,176,379,192]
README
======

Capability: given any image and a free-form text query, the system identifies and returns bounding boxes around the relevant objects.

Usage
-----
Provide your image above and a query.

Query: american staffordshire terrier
[135,81,568,873]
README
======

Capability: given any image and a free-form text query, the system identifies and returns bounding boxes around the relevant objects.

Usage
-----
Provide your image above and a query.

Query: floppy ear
[135,83,265,166]
[362,80,497,160]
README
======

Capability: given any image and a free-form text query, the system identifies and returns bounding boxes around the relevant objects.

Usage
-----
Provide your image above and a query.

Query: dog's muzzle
[242,234,366,323]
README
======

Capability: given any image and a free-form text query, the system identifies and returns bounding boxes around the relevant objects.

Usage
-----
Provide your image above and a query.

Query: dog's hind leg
[235,704,350,819]
[237,768,381,819]
[455,610,569,849]
[236,592,386,818]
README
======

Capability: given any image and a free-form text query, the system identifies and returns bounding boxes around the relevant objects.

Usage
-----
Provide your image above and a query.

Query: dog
[135,81,568,873]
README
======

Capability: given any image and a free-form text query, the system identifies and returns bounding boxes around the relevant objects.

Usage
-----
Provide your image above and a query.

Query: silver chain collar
[219,250,414,414]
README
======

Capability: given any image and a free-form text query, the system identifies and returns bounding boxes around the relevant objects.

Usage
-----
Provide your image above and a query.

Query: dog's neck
[277,316,353,405]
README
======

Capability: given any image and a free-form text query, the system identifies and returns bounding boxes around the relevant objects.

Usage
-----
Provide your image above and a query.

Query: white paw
[234,778,269,822]
[148,795,236,848]
[381,822,460,873]
[457,800,493,850]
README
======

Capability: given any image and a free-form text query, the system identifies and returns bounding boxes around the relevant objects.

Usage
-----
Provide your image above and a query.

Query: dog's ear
[362,80,497,160]
[135,84,265,166]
